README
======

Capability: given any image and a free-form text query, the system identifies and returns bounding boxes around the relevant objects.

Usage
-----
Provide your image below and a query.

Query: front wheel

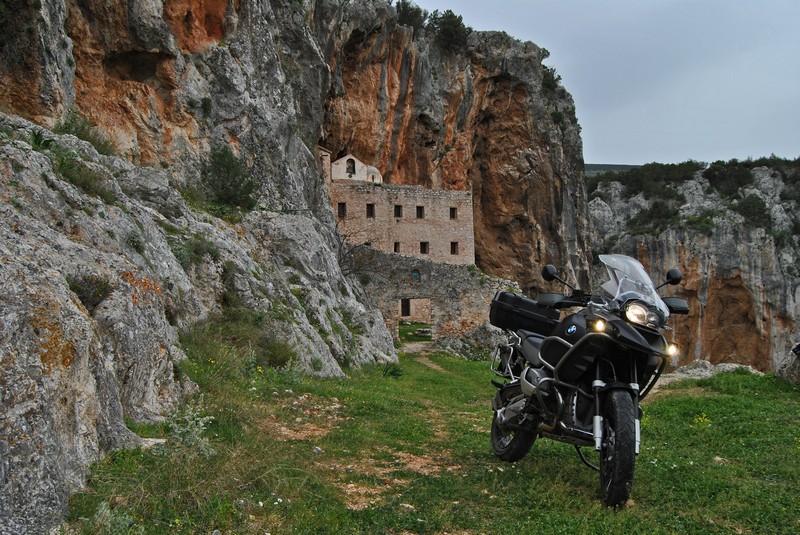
[490,385,537,462]
[599,389,636,506]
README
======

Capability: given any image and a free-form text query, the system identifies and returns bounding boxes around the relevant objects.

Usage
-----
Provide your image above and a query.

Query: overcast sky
[411,0,800,165]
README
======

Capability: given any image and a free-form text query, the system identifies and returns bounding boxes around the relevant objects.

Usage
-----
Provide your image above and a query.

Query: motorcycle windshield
[598,254,670,320]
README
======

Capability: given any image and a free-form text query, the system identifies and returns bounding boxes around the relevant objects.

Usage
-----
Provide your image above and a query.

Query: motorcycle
[488,254,689,506]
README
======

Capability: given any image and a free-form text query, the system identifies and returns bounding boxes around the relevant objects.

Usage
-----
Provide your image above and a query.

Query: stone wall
[330,181,476,265]
[353,248,510,353]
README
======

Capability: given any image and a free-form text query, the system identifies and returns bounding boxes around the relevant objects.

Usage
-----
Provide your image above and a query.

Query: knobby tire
[599,389,636,506]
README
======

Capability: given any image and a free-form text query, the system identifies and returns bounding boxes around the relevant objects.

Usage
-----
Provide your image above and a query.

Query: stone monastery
[318,147,476,265]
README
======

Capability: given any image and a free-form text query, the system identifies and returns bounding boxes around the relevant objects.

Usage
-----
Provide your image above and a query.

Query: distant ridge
[585,163,639,177]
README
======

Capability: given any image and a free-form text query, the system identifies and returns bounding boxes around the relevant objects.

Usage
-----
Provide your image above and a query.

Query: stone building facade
[319,148,476,265]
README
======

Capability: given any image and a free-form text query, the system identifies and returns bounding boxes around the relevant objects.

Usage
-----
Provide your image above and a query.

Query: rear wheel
[599,389,636,506]
[491,385,537,462]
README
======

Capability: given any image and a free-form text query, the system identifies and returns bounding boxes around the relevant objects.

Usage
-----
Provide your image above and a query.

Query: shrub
[28,130,53,151]
[426,9,471,54]
[589,160,702,201]
[734,194,771,229]
[171,234,220,270]
[202,146,258,211]
[54,108,115,156]
[220,260,245,309]
[168,396,215,457]
[686,211,716,234]
[703,160,753,198]
[542,66,561,93]
[258,336,298,369]
[201,97,212,117]
[54,152,117,204]
[126,231,145,254]
[67,273,113,313]
[626,200,679,235]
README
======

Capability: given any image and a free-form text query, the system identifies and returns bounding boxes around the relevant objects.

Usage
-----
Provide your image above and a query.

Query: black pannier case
[489,291,560,335]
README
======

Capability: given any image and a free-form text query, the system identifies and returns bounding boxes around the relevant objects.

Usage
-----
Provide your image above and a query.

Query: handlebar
[546,292,592,309]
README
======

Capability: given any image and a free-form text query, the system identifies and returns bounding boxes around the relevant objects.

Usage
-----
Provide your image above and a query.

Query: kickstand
[575,446,599,472]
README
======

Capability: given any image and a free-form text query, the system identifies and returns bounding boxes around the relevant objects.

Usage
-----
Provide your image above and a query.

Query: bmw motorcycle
[488,254,688,506]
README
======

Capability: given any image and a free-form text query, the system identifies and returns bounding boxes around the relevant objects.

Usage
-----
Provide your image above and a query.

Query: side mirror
[542,264,558,282]
[666,268,682,286]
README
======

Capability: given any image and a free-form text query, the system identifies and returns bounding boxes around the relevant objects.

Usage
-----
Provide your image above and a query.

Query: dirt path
[400,341,432,354]
[399,341,451,373]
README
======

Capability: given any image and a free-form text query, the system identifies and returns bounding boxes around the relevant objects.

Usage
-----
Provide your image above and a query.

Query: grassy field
[66,334,800,534]
[398,321,433,343]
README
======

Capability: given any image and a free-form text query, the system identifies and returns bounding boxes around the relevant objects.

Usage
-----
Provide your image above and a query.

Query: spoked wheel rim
[491,417,518,452]
[601,416,618,495]
[490,385,537,462]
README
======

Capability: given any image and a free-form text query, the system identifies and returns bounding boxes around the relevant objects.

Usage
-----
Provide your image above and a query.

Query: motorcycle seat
[517,330,545,367]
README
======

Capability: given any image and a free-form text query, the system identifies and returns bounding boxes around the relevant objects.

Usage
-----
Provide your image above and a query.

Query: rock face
[0,0,589,531]
[0,114,394,533]
[589,166,800,373]
[316,4,590,290]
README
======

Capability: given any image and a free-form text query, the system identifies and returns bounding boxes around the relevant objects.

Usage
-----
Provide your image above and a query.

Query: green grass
[54,108,116,156]
[398,321,432,342]
[66,348,800,534]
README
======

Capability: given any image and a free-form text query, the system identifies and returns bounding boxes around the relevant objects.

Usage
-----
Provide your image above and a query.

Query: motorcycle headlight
[624,301,662,327]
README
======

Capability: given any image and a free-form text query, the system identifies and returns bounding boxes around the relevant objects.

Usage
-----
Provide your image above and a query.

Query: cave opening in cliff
[103,51,165,84]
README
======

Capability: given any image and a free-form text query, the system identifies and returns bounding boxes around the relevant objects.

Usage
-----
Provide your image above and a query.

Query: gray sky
[411,0,800,165]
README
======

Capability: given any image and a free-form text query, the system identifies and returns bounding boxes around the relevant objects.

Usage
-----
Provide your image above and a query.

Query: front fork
[592,360,642,454]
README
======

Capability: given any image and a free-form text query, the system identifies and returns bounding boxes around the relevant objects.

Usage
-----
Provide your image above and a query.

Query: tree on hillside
[395,0,427,37]
[203,146,258,210]
[426,9,472,54]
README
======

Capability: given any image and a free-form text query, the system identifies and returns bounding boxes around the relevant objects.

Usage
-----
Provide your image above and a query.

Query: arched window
[346,158,355,175]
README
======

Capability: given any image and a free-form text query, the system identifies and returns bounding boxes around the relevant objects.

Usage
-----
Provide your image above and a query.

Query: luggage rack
[490,331,521,380]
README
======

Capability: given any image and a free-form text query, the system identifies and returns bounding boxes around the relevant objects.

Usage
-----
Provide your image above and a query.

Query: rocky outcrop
[0,113,393,532]
[2,0,589,285]
[589,167,799,373]
[316,4,590,290]
[0,0,589,531]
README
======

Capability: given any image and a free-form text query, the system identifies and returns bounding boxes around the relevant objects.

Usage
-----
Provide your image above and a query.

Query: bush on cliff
[54,108,116,156]
[586,160,702,201]
[202,146,258,211]
[395,0,427,37]
[626,200,680,235]
[734,193,771,230]
[67,273,113,314]
[426,9,471,54]
[703,160,754,198]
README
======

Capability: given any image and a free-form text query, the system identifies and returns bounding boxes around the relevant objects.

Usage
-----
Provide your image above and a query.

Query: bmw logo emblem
[566,324,577,335]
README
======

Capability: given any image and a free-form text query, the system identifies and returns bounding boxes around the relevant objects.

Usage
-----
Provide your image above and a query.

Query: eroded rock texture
[317,7,589,289]
[589,167,799,372]
[0,0,595,531]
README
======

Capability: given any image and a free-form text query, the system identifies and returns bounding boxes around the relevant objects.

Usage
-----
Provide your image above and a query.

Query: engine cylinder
[521,367,551,396]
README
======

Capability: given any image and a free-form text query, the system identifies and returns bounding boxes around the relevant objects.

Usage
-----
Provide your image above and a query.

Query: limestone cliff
[589,163,800,373]
[317,8,590,290]
[0,0,589,531]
